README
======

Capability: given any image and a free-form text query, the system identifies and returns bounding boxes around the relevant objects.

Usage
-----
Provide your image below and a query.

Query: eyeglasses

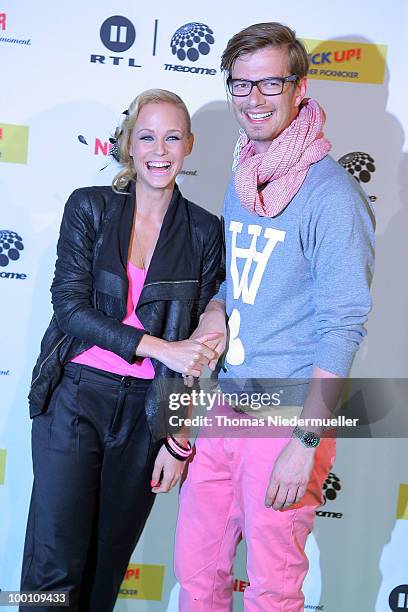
[227,75,299,97]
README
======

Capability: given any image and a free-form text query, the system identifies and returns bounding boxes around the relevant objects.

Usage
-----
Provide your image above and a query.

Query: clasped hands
[156,307,227,384]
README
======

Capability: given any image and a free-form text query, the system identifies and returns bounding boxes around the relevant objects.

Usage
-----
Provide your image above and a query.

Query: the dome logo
[338,151,376,184]
[170,22,215,62]
[0,230,24,267]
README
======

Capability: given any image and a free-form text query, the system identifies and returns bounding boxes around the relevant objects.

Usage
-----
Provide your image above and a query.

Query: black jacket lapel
[93,182,199,308]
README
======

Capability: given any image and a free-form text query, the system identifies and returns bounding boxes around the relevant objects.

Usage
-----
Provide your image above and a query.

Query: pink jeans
[175,407,335,611]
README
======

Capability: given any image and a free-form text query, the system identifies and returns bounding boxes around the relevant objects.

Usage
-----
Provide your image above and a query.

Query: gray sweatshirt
[214,155,375,403]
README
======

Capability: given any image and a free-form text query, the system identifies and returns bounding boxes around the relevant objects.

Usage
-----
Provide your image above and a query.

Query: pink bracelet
[166,436,192,458]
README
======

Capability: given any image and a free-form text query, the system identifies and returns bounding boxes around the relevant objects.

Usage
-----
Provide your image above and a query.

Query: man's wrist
[202,299,226,316]
[291,425,321,448]
[199,302,226,326]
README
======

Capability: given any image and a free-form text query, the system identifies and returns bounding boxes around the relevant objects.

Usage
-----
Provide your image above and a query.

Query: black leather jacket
[28,182,223,437]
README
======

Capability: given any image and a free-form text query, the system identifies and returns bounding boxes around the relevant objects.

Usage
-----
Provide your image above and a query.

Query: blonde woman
[21,89,222,612]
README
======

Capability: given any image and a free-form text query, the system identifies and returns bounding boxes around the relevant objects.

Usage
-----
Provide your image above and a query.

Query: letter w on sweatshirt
[229,221,286,305]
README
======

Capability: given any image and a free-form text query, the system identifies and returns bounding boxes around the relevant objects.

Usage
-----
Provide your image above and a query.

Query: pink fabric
[234,98,331,217]
[71,261,155,379]
[175,402,336,612]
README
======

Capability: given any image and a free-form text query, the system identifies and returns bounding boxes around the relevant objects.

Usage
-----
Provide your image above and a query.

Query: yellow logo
[397,484,408,520]
[0,123,29,164]
[0,449,6,485]
[118,564,164,600]
[302,39,387,84]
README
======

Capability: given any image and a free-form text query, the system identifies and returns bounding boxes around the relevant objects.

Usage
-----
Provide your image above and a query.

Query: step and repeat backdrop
[1,1,407,611]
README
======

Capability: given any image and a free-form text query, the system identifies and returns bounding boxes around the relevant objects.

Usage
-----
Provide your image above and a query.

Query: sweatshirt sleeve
[211,178,233,304]
[301,175,375,376]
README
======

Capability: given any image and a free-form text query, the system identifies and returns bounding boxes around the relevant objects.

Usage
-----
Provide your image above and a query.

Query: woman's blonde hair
[112,88,192,193]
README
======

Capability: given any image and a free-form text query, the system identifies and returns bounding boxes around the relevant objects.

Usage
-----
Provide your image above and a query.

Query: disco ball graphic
[170,22,215,62]
[338,151,376,184]
[0,230,24,267]
[322,472,341,504]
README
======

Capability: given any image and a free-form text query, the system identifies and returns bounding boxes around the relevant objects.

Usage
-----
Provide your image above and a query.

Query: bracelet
[169,435,191,453]
[167,435,192,457]
[164,436,193,461]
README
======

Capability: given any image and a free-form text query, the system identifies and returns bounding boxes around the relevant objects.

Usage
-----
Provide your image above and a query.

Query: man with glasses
[175,22,374,611]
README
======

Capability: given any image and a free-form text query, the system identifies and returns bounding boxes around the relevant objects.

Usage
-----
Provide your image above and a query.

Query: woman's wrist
[136,335,168,360]
[164,435,192,461]
[172,433,190,449]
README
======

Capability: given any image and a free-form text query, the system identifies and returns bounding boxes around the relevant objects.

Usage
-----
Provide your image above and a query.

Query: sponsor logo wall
[303,39,387,83]
[90,15,141,68]
[119,564,165,601]
[165,22,217,75]
[0,450,6,485]
[397,484,408,520]
[0,123,29,164]
[0,11,31,46]
[315,472,344,519]
[389,585,408,611]
[0,230,27,280]
[0,2,406,611]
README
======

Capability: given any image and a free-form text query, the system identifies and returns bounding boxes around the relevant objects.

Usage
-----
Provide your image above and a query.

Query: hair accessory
[100,108,130,171]
[109,136,120,162]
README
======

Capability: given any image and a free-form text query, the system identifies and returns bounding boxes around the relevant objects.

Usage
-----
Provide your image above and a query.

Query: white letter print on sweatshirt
[226,221,286,366]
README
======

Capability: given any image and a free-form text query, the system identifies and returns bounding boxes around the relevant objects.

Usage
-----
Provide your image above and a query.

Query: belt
[63,362,152,389]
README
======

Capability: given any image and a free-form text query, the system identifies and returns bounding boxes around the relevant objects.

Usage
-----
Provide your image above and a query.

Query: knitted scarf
[234,98,331,217]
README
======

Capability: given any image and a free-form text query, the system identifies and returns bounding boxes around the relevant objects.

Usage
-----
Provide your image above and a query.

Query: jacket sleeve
[51,189,146,363]
[197,214,225,317]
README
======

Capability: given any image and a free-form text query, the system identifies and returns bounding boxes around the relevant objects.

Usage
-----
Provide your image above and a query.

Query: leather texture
[28,182,223,437]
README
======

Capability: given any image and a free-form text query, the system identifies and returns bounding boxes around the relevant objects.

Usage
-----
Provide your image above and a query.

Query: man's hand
[265,439,316,510]
[151,443,186,493]
[183,300,227,386]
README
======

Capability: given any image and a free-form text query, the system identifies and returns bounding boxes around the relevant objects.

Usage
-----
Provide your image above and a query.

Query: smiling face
[230,46,307,154]
[129,102,193,191]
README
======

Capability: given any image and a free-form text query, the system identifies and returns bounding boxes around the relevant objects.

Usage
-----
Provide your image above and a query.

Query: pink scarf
[234,98,331,217]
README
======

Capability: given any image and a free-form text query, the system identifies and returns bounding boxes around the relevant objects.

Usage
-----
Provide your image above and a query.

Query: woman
[21,89,222,612]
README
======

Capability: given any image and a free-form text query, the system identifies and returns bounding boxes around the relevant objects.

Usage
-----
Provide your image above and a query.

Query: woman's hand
[150,443,187,493]
[137,333,223,376]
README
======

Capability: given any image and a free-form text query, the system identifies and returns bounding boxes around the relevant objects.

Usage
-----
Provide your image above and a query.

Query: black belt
[63,362,153,389]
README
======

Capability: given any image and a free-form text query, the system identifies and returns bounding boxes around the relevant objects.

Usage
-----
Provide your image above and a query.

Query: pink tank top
[71,261,155,378]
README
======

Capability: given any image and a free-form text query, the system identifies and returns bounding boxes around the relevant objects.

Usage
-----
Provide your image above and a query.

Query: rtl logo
[389,584,408,611]
[90,15,141,68]
[0,13,6,31]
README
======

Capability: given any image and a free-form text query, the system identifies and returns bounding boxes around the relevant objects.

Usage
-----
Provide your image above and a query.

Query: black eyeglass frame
[227,74,299,97]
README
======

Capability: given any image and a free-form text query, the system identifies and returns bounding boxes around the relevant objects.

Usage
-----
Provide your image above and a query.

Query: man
[175,22,375,611]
